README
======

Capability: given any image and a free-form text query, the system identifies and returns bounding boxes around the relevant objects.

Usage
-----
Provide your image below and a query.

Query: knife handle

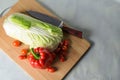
[63,24,83,38]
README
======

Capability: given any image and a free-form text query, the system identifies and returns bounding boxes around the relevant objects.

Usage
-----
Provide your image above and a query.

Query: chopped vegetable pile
[13,39,70,73]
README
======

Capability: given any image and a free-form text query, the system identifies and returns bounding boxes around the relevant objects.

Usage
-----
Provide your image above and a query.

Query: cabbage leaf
[3,13,63,51]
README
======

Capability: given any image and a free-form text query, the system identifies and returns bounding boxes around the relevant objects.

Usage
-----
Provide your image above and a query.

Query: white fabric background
[0,0,120,80]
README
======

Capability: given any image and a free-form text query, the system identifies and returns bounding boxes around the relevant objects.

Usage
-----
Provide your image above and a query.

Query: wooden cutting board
[0,0,90,80]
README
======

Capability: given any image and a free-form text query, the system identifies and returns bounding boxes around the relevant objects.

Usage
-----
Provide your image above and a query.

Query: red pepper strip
[30,48,40,60]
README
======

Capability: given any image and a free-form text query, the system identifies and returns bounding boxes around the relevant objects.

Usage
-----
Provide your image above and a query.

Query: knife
[26,10,83,38]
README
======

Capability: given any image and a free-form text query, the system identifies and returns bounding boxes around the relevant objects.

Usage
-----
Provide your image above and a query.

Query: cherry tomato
[40,54,47,60]
[13,40,21,47]
[47,66,56,73]
[59,55,66,62]
[21,49,28,55]
[40,52,45,56]
[30,59,36,65]
[39,47,44,53]
[34,60,43,69]
[39,59,45,67]
[34,47,39,53]
[64,40,69,46]
[27,53,35,62]
[62,46,67,51]
[19,55,26,60]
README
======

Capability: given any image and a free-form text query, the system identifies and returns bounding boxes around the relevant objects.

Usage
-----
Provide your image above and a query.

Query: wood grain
[0,0,90,80]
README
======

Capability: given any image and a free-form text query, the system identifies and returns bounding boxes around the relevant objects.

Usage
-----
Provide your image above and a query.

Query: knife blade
[26,10,83,38]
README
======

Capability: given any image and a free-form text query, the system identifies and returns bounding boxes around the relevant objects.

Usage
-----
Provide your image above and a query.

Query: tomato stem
[30,48,40,60]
